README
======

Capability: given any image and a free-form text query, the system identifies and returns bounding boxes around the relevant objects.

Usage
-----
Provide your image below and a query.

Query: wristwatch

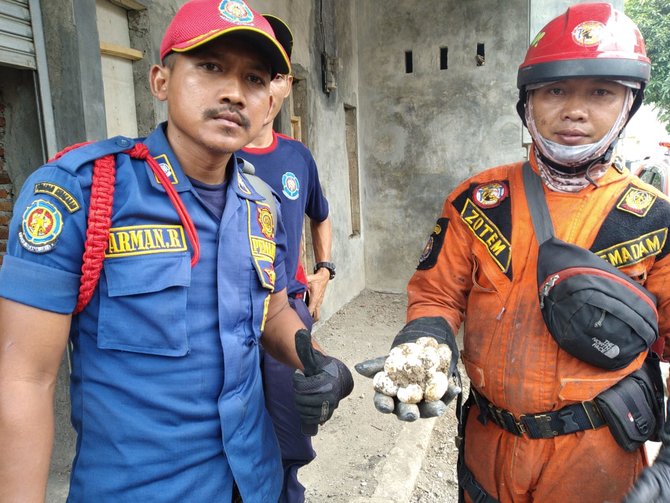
[314,261,336,280]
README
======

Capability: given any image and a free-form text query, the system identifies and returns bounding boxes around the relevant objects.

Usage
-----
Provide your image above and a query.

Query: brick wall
[0,102,11,265]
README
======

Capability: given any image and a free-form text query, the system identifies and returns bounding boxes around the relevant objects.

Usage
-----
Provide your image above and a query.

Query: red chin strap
[49,142,200,314]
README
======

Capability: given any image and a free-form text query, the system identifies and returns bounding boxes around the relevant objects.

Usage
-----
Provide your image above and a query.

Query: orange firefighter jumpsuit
[407,155,670,503]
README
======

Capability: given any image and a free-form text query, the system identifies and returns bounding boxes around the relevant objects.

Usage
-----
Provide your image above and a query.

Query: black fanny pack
[523,163,659,370]
[595,354,665,451]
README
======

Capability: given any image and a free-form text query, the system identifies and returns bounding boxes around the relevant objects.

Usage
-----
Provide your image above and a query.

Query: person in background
[238,14,334,503]
[0,1,352,501]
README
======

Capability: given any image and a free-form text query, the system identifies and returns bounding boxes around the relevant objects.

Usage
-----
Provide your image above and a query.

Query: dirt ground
[300,289,461,503]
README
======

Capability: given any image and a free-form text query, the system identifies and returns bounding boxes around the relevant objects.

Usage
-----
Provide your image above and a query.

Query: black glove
[355,317,461,422]
[292,329,354,433]
[623,402,670,503]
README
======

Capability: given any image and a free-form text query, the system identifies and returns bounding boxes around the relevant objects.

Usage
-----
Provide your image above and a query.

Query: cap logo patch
[572,21,606,47]
[219,0,253,24]
[282,171,300,200]
[617,186,656,217]
[19,199,63,253]
[473,181,508,209]
[257,205,275,239]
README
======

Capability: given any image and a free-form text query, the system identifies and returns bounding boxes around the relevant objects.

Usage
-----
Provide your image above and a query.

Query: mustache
[203,106,251,129]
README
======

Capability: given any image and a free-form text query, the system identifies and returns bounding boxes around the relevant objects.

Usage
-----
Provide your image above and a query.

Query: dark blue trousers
[261,296,316,503]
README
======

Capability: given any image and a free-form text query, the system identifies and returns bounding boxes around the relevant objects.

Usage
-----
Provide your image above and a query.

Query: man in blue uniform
[0,1,353,502]
[239,15,333,502]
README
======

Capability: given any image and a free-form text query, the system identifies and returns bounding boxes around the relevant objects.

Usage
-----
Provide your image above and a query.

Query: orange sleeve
[406,195,474,336]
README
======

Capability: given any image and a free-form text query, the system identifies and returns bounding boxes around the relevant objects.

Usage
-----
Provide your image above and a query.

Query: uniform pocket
[98,253,191,356]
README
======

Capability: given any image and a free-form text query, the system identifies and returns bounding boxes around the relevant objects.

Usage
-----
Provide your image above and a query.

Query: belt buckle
[515,415,527,436]
[581,401,603,429]
[534,414,558,438]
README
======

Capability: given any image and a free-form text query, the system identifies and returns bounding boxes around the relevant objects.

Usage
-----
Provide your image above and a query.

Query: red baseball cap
[160,0,291,76]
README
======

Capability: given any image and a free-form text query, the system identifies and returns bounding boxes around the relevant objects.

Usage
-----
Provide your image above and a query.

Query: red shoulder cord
[49,142,200,314]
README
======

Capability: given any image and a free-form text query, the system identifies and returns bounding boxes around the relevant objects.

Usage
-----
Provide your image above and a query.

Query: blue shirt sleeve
[0,165,88,313]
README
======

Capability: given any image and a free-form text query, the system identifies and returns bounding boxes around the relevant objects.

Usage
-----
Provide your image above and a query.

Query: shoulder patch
[460,199,511,272]
[19,199,63,253]
[34,182,80,213]
[472,181,508,209]
[616,186,656,217]
[452,179,514,279]
[591,183,670,263]
[417,218,449,270]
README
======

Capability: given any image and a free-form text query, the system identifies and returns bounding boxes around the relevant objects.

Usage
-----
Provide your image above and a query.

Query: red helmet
[516,3,650,124]
[518,2,650,88]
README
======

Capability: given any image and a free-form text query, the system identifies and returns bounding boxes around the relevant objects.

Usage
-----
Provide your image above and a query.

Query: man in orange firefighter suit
[357,3,670,503]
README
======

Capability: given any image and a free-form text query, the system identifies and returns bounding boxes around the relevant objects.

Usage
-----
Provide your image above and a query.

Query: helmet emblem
[530,31,545,48]
[572,21,606,47]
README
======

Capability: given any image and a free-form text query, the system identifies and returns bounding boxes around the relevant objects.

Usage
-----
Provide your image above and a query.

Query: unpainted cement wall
[358,0,528,293]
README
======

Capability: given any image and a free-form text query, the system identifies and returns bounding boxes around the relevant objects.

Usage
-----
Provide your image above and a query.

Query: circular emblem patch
[419,236,434,263]
[473,182,508,209]
[19,199,63,253]
[219,0,253,24]
[572,21,605,47]
[258,206,275,239]
[282,172,300,200]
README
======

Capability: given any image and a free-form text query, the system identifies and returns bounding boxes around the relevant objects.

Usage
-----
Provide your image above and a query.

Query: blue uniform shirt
[0,124,288,502]
[240,132,329,296]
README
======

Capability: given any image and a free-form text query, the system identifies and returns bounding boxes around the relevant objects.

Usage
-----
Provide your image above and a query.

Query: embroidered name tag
[460,199,511,272]
[34,182,80,213]
[596,228,668,268]
[106,225,187,257]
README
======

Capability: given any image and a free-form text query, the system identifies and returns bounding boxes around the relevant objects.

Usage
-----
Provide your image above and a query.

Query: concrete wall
[237,0,366,321]
[359,0,528,292]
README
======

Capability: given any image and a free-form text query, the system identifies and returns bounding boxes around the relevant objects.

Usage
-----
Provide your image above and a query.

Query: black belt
[471,388,607,439]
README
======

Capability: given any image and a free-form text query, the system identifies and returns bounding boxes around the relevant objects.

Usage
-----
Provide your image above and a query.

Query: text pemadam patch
[247,200,276,290]
[596,228,668,268]
[19,199,63,253]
